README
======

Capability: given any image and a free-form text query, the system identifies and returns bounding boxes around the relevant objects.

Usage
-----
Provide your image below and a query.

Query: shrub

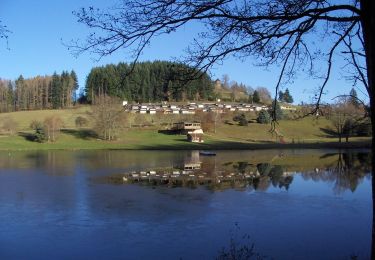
[233,113,248,126]
[257,110,271,124]
[30,120,46,142]
[75,116,89,127]
[238,116,248,126]
[1,117,18,135]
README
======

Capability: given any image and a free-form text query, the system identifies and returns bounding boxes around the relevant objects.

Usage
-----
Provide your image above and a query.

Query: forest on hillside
[85,61,214,103]
[0,71,78,112]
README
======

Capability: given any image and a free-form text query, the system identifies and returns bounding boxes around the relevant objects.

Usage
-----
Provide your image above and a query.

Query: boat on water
[199,151,216,156]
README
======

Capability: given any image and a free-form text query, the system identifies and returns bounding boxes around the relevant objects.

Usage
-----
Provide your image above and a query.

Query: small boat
[199,151,216,156]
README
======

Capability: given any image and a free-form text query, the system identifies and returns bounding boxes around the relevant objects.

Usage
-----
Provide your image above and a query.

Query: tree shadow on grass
[61,129,98,140]
[128,138,371,150]
[319,127,338,138]
[158,129,181,135]
[18,132,37,142]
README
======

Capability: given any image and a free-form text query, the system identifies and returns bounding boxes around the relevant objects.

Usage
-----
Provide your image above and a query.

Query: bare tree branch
[0,20,10,49]
[68,0,369,123]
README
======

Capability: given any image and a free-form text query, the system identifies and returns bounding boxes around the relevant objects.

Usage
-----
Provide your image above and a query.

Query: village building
[148,108,156,114]
[173,122,201,131]
[187,129,204,143]
[280,104,297,111]
[125,101,271,114]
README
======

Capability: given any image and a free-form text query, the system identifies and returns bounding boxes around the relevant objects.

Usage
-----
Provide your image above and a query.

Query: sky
[0,0,368,104]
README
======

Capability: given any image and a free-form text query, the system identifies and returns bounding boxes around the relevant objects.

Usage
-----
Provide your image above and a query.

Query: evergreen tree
[15,75,25,110]
[257,110,271,124]
[7,81,14,111]
[70,70,79,102]
[248,94,253,104]
[51,72,62,108]
[270,100,283,120]
[252,90,260,103]
[85,61,213,103]
[283,88,294,103]
[349,88,359,108]
[278,90,284,102]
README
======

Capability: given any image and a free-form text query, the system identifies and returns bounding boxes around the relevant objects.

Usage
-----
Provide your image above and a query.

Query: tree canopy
[278,88,294,103]
[85,61,214,103]
[0,71,78,112]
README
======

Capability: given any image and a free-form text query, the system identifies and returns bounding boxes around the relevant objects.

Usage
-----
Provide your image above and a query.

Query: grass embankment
[0,107,371,150]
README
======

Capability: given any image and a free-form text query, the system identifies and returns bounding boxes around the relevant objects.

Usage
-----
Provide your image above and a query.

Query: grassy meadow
[0,106,371,151]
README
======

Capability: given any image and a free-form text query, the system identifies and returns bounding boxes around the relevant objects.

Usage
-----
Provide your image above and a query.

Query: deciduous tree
[328,98,362,142]
[91,95,124,140]
[44,115,63,142]
[256,87,272,105]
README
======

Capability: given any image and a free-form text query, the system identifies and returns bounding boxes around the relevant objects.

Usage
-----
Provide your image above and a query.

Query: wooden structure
[173,122,201,131]
[187,129,204,143]
[184,162,202,171]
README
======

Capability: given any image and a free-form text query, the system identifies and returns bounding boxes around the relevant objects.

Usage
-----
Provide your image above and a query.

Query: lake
[0,149,372,259]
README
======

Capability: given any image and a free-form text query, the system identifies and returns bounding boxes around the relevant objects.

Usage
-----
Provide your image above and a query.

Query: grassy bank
[0,107,371,151]
[0,128,370,151]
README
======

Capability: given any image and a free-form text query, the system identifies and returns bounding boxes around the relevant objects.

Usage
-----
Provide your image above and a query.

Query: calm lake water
[0,149,372,259]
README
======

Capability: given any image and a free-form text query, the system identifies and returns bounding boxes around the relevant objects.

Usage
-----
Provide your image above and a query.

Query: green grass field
[0,107,371,150]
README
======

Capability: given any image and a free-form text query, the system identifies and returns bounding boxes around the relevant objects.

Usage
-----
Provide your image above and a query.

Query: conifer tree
[51,72,61,109]
[252,90,260,103]
[283,88,294,103]
[349,88,359,108]
[257,110,271,124]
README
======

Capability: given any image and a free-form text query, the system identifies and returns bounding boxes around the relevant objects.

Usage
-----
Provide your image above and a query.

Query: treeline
[0,71,78,112]
[85,61,214,103]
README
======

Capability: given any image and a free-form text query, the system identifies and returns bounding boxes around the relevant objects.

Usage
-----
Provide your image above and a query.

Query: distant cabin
[173,122,201,131]
[187,129,204,143]
[184,162,202,171]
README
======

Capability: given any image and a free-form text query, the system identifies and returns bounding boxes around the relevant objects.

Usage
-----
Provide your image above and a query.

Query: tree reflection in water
[0,150,371,258]
[301,152,371,194]
[99,151,371,195]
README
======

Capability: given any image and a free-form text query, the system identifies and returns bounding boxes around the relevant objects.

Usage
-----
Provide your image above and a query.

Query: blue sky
[0,0,367,104]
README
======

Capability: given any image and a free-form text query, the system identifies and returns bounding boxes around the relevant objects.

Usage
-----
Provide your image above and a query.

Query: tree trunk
[360,0,375,257]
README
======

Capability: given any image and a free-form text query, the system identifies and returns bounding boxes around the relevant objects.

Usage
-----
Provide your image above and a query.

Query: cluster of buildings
[172,122,204,143]
[123,101,270,115]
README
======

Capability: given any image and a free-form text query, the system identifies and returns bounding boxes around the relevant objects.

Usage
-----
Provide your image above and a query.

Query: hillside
[213,79,249,102]
[0,107,371,150]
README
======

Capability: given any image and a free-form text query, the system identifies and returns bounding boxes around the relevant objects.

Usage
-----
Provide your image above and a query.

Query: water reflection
[0,149,371,259]
[95,150,371,194]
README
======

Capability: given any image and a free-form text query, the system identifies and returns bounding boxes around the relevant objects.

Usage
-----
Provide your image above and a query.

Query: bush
[233,113,248,126]
[238,116,248,126]
[30,120,46,142]
[257,110,271,124]
[75,116,89,127]
[1,117,18,135]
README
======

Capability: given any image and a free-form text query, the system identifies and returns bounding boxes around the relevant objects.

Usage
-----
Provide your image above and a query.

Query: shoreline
[0,139,371,151]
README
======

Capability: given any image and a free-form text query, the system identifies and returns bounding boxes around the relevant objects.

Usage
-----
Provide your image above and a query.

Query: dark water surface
[0,150,372,259]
